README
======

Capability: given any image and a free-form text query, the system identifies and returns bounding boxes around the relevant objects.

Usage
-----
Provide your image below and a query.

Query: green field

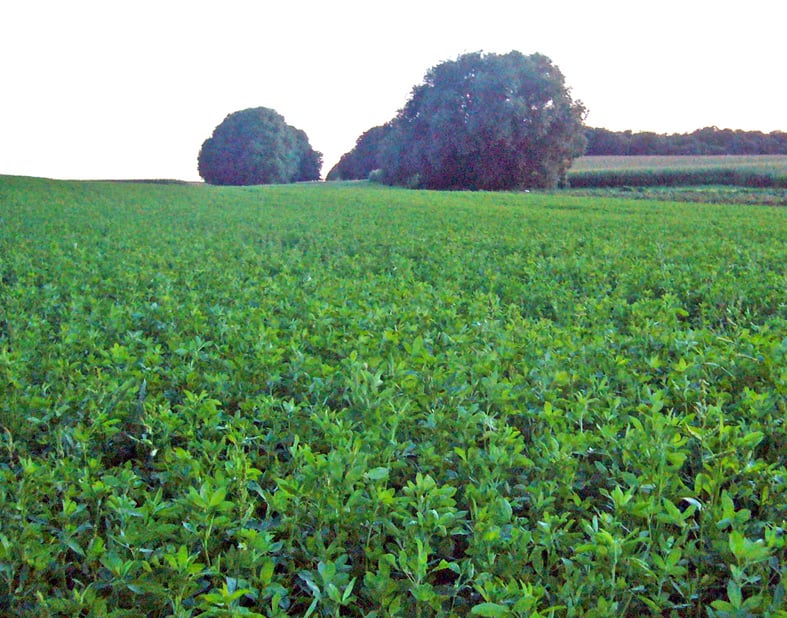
[567,155,787,192]
[1,176,785,616]
[570,155,787,174]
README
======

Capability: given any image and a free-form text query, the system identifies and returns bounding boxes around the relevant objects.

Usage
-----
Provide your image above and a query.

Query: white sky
[1,0,785,181]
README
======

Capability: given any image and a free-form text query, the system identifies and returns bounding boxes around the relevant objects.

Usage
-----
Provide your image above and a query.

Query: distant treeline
[585,126,787,156]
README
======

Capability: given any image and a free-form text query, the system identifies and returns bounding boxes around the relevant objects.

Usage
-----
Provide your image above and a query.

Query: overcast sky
[1,0,785,181]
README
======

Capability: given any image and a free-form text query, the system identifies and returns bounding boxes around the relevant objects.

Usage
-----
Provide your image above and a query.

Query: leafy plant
[1,175,785,616]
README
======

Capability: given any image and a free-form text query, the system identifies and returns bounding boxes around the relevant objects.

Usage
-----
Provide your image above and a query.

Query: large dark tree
[198,108,322,185]
[326,124,393,180]
[377,51,586,190]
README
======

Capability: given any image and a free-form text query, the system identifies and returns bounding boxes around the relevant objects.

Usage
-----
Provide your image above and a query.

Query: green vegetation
[571,155,787,173]
[583,127,787,156]
[198,108,322,186]
[327,125,391,182]
[556,186,787,207]
[563,156,787,205]
[332,51,587,190]
[1,176,785,616]
[567,155,787,189]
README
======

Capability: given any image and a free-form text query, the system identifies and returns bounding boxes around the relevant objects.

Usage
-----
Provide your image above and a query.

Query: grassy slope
[1,176,786,616]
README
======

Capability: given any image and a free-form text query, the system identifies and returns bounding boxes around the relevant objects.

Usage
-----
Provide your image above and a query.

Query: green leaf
[471,602,510,616]
[209,486,227,508]
[728,530,771,564]
[410,582,435,602]
[298,571,321,599]
[365,467,390,481]
[729,530,745,559]
[739,430,764,449]
[63,538,86,557]
[317,560,336,584]
[326,582,341,603]
[188,487,209,510]
[259,558,275,584]
[727,580,742,608]
[342,577,356,603]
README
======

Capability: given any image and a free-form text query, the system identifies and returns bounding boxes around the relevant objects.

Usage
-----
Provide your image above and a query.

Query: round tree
[198,107,322,185]
[379,51,587,190]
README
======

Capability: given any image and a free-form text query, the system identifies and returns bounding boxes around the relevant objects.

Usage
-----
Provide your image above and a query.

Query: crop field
[567,155,787,190]
[557,185,787,208]
[0,175,785,616]
[570,155,787,174]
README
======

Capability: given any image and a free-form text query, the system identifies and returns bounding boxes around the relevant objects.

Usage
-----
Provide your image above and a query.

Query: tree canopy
[198,108,322,185]
[584,126,787,156]
[366,51,587,190]
[326,124,392,181]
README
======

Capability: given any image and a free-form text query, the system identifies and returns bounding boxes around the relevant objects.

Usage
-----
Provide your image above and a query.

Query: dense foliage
[326,125,392,181]
[328,123,787,184]
[340,51,587,190]
[584,126,787,156]
[198,108,322,185]
[1,176,785,616]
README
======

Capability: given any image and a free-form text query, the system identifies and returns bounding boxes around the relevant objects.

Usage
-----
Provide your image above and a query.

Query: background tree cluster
[329,51,587,190]
[198,107,322,186]
[584,126,787,156]
[326,124,391,182]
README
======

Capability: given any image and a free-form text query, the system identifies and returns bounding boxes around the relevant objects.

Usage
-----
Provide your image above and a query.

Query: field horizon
[5,153,787,188]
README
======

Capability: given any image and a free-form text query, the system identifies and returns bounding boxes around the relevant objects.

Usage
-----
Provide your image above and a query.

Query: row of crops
[567,155,787,188]
[1,176,785,616]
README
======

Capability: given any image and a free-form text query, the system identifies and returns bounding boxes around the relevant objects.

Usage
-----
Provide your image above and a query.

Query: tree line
[196,55,785,188]
[200,51,587,190]
[584,126,787,156]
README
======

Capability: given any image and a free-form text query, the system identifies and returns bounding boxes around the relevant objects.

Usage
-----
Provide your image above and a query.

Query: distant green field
[571,154,787,173]
[1,176,785,616]
[568,155,787,189]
